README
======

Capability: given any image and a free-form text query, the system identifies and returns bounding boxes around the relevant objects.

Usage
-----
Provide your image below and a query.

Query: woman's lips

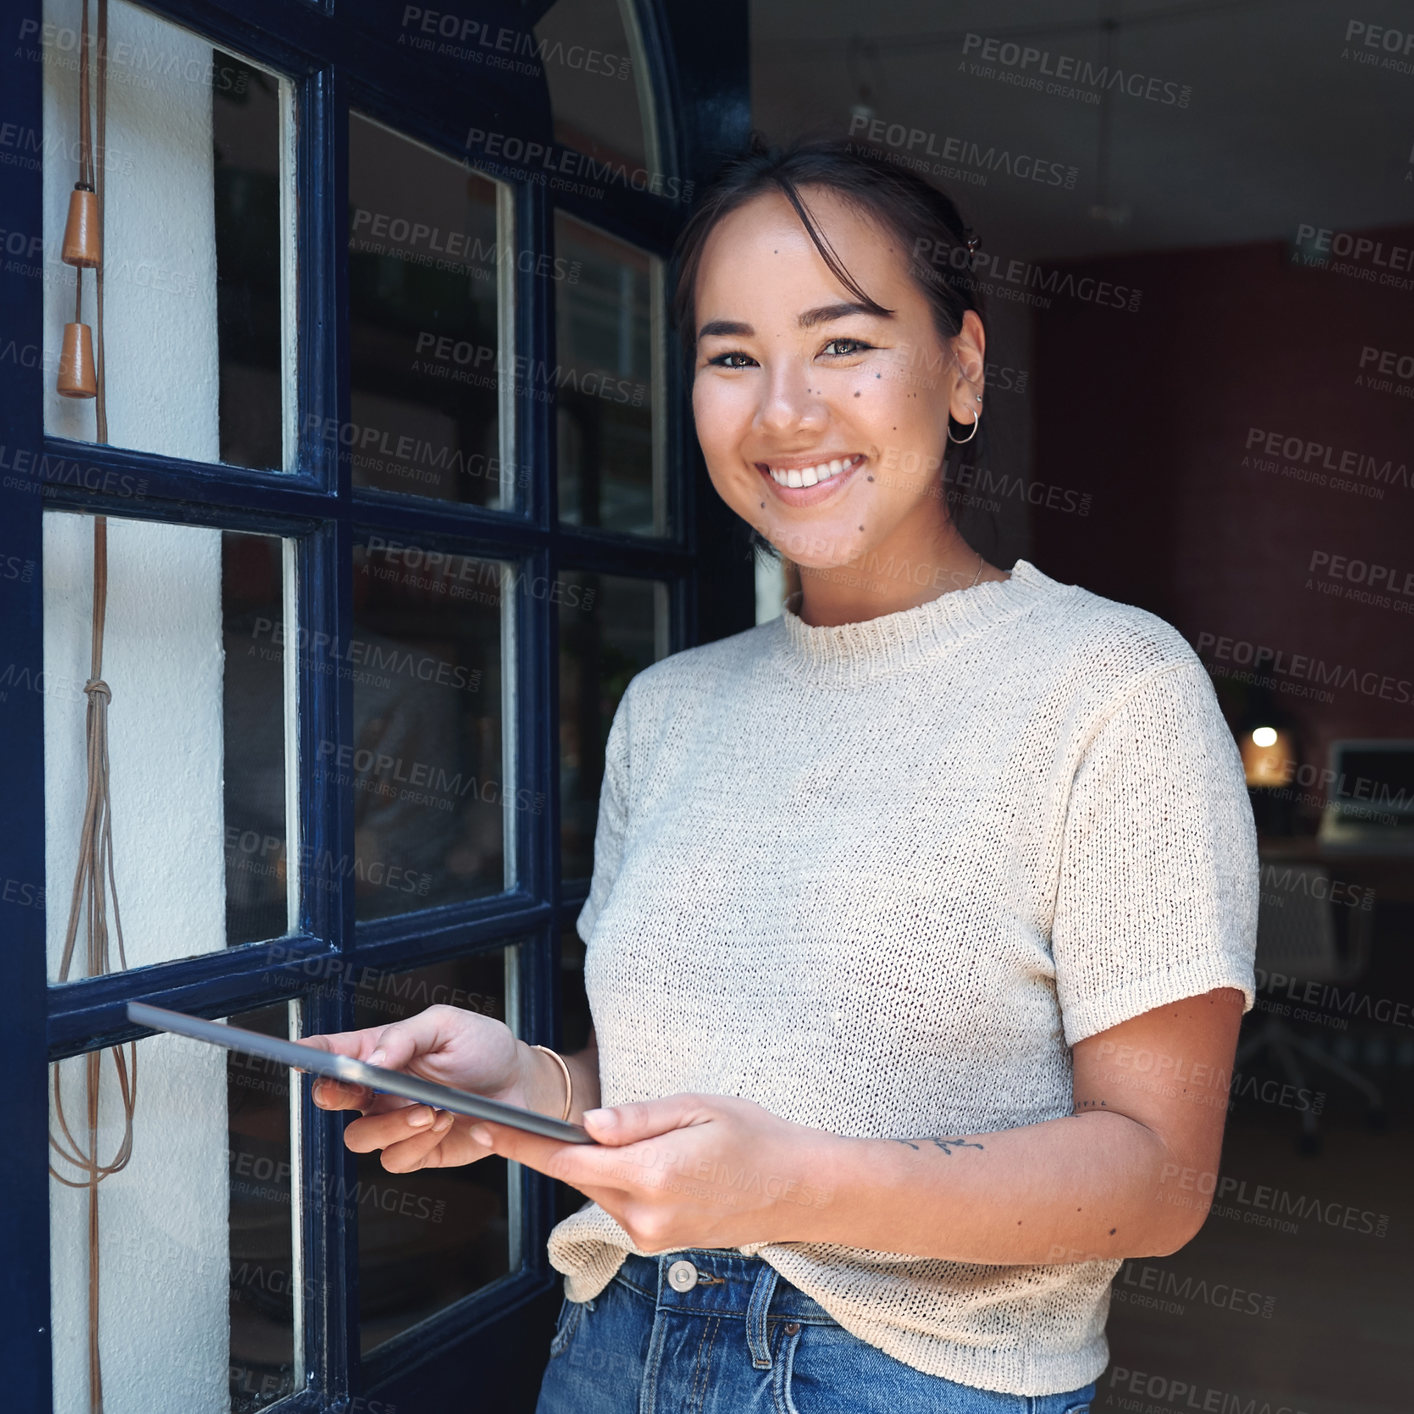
[756,452,866,506]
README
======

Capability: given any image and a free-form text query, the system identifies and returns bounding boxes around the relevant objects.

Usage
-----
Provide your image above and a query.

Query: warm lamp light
[1241,724,1296,788]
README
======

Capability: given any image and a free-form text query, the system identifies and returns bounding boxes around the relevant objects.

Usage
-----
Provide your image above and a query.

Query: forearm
[519,1038,601,1125]
[781,1110,1197,1263]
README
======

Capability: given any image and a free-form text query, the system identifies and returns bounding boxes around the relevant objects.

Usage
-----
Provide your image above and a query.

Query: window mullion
[0,4,54,1400]
[294,59,360,1407]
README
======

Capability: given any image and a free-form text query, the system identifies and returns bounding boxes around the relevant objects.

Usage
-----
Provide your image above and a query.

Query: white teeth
[766,454,861,488]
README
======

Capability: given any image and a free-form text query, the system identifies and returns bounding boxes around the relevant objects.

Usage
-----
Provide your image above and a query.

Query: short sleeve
[575,679,634,945]
[1050,659,1259,1047]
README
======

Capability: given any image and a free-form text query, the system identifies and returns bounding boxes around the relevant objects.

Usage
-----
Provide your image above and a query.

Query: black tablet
[126,1001,596,1144]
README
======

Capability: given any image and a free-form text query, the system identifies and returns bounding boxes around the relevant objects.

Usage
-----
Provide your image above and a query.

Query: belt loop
[745,1260,779,1369]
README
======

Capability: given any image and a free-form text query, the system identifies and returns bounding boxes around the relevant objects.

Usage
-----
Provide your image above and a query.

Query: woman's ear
[948,310,987,420]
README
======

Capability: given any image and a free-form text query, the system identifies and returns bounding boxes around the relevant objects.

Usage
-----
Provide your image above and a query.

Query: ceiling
[749,0,1414,264]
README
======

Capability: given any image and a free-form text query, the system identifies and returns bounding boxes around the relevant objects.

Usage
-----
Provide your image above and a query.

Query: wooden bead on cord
[58,322,98,398]
[62,185,101,267]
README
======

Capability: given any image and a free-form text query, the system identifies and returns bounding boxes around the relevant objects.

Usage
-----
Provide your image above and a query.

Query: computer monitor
[1318,739,1414,850]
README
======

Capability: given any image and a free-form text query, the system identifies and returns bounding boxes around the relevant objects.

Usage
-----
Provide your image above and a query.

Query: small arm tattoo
[888,1137,986,1154]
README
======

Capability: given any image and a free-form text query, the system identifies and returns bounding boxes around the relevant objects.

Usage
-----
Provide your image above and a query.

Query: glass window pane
[49,1002,296,1412]
[227,1003,300,1411]
[224,532,296,946]
[42,1,294,470]
[348,539,509,919]
[555,215,662,535]
[352,949,519,1355]
[348,112,512,509]
[558,571,667,878]
[535,0,649,171]
[43,513,293,982]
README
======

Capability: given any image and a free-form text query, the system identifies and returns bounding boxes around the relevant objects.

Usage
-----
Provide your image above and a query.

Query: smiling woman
[304,137,1258,1414]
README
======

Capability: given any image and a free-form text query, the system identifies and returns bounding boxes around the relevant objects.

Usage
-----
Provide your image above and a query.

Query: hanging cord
[48,5,131,1413]
[93,0,109,444]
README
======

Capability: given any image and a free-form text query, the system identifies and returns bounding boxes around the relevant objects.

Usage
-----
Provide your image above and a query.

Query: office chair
[1234,863,1385,1154]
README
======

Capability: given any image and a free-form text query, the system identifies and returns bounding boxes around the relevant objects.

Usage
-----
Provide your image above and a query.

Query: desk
[1258,835,1414,904]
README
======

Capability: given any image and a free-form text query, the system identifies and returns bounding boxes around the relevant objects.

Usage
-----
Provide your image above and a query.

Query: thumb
[583,1095,701,1146]
[365,1021,420,1071]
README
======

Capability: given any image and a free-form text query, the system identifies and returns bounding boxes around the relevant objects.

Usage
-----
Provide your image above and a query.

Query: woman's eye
[708,351,756,369]
[822,338,873,357]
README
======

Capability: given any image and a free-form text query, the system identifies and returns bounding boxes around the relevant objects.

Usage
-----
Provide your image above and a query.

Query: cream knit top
[546,558,1259,1397]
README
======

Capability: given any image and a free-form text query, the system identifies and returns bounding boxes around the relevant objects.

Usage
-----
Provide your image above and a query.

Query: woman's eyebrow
[698,319,753,340]
[697,302,887,343]
[798,301,884,328]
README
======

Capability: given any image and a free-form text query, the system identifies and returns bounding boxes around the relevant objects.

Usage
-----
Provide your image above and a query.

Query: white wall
[44,1,232,1410]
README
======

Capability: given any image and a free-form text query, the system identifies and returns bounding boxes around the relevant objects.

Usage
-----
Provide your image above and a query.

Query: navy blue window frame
[0,1,749,1408]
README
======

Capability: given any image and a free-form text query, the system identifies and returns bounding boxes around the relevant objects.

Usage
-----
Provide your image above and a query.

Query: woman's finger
[375,1112,468,1172]
[311,1077,374,1110]
[343,1104,457,1154]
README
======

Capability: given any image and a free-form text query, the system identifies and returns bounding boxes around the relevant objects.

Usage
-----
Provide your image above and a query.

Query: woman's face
[691,186,983,573]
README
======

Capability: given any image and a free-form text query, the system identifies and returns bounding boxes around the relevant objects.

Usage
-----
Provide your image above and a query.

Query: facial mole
[853,391,861,398]
[1109,1228,1117,1235]
[866,475,874,482]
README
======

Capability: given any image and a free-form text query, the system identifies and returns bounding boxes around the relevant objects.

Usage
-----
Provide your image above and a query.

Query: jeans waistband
[613,1249,839,1327]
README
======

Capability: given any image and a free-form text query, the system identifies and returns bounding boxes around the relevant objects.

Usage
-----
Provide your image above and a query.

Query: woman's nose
[754,359,825,437]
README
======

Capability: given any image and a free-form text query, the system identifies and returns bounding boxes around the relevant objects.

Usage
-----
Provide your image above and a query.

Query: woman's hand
[298,1004,529,1174]
[464,1093,834,1253]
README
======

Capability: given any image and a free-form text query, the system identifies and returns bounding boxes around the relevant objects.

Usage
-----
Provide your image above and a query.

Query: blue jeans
[535,1248,1097,1413]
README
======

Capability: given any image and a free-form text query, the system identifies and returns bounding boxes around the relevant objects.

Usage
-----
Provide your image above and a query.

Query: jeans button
[667,1259,699,1292]
[784,1321,800,1335]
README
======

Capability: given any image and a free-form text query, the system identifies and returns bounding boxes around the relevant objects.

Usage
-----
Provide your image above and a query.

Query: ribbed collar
[772,558,1060,685]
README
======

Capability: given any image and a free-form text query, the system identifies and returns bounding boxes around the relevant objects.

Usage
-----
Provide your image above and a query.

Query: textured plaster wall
[43,1,230,1409]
